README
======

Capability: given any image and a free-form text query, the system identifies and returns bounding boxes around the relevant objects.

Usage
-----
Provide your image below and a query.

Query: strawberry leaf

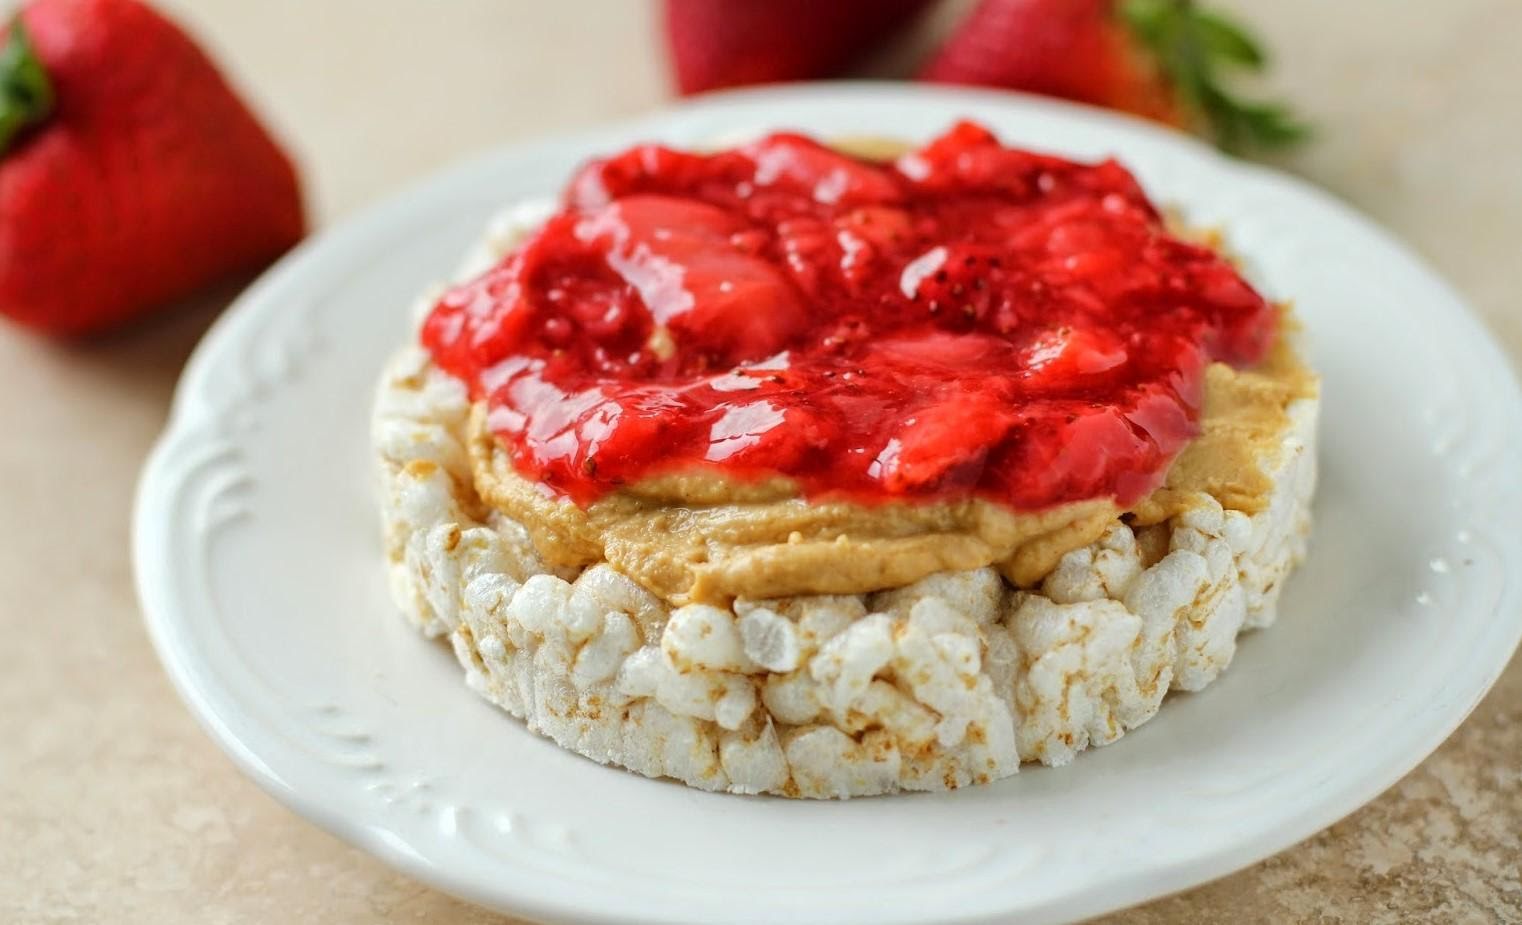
[1119,0,1307,153]
[1190,9,1265,70]
[1118,0,1172,46]
[0,17,54,156]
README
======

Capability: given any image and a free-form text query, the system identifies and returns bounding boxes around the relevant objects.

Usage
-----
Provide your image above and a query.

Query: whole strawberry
[665,0,935,95]
[920,0,1306,152]
[0,0,305,336]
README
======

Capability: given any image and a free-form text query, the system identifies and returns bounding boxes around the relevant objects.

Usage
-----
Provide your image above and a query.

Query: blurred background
[151,0,1517,334]
[2,1,1518,922]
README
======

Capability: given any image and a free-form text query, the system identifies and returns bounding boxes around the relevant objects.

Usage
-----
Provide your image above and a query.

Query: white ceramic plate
[135,84,1522,925]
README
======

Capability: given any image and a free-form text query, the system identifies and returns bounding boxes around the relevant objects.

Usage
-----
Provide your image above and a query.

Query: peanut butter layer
[466,328,1317,605]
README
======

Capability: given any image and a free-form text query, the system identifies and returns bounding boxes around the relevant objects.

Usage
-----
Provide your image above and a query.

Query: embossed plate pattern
[134,85,1522,925]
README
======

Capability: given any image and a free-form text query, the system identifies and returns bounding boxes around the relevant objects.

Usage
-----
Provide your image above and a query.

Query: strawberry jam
[422,121,1277,510]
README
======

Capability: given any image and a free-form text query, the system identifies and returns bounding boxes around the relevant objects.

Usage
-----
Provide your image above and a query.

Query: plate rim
[133,81,1522,925]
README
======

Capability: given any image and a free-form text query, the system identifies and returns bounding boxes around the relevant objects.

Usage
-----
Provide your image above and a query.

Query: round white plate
[135,84,1522,925]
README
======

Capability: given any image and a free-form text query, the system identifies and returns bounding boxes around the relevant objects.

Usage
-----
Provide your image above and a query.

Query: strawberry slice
[871,387,1020,493]
[742,133,903,207]
[1019,324,1130,385]
[573,195,809,366]
[702,399,833,474]
[663,0,936,95]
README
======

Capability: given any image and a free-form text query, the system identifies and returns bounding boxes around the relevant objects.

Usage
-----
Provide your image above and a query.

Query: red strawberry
[0,0,305,336]
[919,0,1306,152]
[664,0,936,95]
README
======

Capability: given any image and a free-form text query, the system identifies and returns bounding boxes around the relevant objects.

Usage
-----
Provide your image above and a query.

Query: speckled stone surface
[1,1,1518,922]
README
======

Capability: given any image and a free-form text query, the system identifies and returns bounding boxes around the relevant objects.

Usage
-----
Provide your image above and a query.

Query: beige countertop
[3,1,1519,922]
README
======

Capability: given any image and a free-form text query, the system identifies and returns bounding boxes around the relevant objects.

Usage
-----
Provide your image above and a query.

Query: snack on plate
[372,121,1318,798]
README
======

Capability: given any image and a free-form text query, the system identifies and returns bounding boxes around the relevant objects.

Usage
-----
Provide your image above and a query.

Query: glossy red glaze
[422,121,1277,509]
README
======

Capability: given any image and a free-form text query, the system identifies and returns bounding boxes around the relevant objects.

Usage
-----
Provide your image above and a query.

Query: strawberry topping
[421,121,1277,510]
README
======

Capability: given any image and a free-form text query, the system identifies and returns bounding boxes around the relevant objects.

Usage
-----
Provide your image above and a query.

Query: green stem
[1119,0,1307,153]
[1,17,55,156]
